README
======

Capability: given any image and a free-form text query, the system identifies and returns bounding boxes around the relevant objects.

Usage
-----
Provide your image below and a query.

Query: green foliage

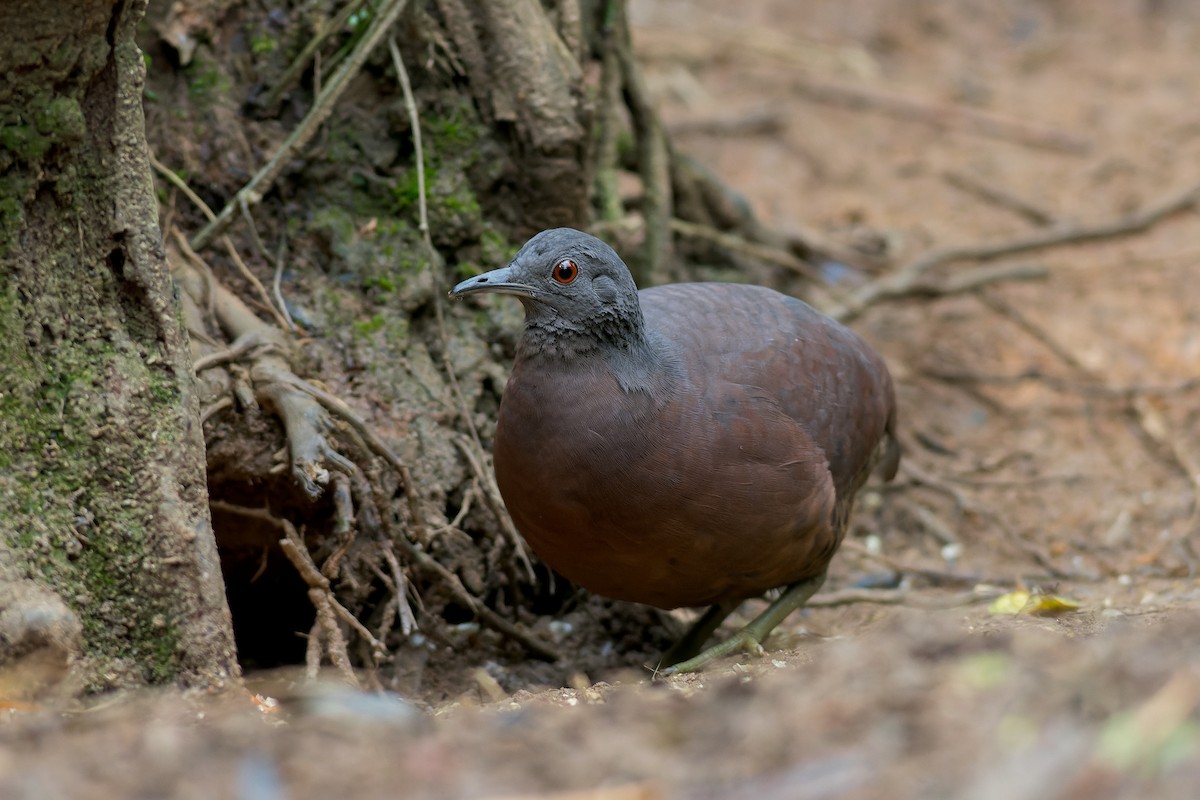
[353,314,387,336]
[185,57,231,106]
[479,226,519,266]
[250,34,276,55]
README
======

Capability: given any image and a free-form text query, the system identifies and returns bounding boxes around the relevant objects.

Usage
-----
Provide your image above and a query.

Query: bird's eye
[552,258,579,284]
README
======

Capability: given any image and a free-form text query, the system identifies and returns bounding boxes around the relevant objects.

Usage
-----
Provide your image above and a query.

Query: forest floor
[4,1,1200,798]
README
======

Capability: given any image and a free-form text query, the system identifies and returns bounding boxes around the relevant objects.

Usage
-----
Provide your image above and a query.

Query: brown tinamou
[450,228,899,672]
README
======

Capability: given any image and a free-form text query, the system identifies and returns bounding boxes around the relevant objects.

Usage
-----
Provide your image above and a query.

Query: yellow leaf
[988,590,1080,616]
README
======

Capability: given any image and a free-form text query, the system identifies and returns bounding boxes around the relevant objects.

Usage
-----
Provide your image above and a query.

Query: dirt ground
[4,0,1200,797]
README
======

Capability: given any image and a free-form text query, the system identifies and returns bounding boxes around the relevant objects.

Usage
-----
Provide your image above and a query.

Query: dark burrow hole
[209,480,321,671]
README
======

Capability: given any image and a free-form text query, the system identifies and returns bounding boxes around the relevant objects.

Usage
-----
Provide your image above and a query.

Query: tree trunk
[0,0,237,691]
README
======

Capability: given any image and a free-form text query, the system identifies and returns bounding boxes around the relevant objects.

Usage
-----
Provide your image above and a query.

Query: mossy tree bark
[0,0,237,691]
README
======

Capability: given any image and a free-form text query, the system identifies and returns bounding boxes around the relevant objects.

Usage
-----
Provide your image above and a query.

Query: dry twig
[191,0,412,250]
[392,536,559,662]
[153,159,292,330]
[668,217,830,286]
[805,587,989,609]
[258,0,370,112]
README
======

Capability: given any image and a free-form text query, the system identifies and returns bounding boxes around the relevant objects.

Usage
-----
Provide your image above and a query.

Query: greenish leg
[660,573,827,675]
[650,600,740,671]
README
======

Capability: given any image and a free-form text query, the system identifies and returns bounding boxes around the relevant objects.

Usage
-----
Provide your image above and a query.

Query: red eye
[552,258,579,284]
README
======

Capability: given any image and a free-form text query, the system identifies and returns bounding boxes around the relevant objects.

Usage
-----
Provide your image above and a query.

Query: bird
[450,228,899,672]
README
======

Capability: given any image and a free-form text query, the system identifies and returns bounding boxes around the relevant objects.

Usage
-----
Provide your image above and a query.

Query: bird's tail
[876,409,901,482]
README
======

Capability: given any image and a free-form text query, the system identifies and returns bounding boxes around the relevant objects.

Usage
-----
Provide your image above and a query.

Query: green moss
[185,56,231,107]
[353,314,387,336]
[366,274,396,293]
[0,93,83,161]
[390,166,426,214]
[425,110,477,149]
[479,227,518,265]
[34,96,86,142]
[0,93,88,255]
[0,122,52,161]
[349,312,411,363]
[0,190,26,256]
[250,34,276,55]
[0,261,197,686]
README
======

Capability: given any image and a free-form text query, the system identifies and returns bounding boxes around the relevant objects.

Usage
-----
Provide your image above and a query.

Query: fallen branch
[792,75,1091,154]
[831,179,1200,322]
[667,150,888,276]
[942,169,1058,226]
[972,290,1200,540]
[668,108,787,138]
[922,367,1200,400]
[857,261,1047,309]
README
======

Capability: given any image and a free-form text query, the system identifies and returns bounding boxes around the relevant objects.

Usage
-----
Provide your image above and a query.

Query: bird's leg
[659,573,827,675]
[651,601,740,671]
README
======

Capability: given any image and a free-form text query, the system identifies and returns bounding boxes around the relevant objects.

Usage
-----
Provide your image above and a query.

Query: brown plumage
[451,228,898,668]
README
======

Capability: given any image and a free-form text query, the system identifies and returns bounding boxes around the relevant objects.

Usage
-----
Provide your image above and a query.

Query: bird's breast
[491,356,839,609]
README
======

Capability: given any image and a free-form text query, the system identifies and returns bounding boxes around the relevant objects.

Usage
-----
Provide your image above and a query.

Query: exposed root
[155,25,563,676]
[612,0,672,285]
[594,1,625,224]
[391,535,559,663]
[452,435,535,583]
[278,518,386,673]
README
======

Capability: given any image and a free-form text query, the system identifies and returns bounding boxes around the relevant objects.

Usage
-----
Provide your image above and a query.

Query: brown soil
[4,1,1199,797]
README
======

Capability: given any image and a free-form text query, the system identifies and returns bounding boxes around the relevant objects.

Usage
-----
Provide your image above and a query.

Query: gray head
[450,228,645,356]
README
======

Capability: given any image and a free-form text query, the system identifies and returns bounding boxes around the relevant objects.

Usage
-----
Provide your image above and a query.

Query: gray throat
[518,306,678,399]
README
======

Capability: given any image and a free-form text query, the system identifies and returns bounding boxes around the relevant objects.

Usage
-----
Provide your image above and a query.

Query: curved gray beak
[449,264,537,300]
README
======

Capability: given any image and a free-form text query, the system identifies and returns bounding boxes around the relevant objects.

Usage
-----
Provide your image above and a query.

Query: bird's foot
[657,629,765,676]
[655,572,828,676]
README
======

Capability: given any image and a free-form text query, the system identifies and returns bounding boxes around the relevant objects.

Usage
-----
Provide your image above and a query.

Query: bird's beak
[449,265,537,300]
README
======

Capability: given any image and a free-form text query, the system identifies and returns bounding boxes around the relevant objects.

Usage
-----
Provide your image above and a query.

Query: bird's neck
[518,302,648,361]
[517,309,677,398]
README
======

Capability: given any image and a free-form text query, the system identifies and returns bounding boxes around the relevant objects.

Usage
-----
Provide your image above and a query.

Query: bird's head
[449,228,645,354]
